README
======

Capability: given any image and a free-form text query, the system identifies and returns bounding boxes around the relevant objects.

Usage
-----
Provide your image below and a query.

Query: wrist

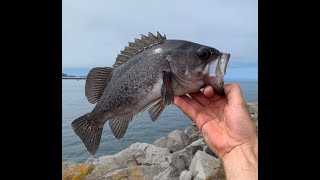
[221,141,258,180]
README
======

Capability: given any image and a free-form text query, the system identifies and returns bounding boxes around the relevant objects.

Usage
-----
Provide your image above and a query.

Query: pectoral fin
[161,71,174,105]
[148,98,165,121]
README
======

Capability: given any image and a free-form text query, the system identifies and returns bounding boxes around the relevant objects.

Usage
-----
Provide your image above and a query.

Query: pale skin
[174,83,258,180]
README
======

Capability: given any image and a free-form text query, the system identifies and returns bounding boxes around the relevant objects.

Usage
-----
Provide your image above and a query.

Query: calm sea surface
[62,79,257,162]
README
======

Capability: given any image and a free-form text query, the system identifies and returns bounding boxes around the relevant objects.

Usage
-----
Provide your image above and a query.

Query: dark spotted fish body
[72,32,230,155]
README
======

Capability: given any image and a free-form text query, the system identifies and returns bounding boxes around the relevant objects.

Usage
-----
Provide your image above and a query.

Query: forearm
[221,142,258,180]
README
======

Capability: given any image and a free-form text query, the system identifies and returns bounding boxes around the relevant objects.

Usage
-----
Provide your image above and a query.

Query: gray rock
[170,151,189,172]
[184,125,198,137]
[246,102,258,115]
[153,130,189,153]
[204,145,217,158]
[153,166,180,180]
[100,165,163,180]
[153,139,207,180]
[186,131,201,145]
[86,143,172,179]
[179,170,192,180]
[86,156,123,178]
[129,143,172,168]
[153,136,168,148]
[189,150,222,179]
[167,130,189,152]
[169,138,205,175]
[184,139,205,154]
[246,102,258,131]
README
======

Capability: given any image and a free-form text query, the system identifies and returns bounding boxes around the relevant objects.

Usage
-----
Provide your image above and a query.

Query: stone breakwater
[63,102,258,180]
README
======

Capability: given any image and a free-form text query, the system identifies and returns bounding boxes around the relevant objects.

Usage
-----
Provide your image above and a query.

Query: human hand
[174,83,258,179]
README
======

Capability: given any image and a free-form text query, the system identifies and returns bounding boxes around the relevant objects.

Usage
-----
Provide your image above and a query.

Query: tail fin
[71,113,103,156]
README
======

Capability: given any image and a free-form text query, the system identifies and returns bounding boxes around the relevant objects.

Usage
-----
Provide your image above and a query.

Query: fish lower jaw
[173,80,206,96]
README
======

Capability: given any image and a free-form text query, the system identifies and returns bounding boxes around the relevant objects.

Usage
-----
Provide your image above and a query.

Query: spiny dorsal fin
[85,67,113,104]
[113,31,167,67]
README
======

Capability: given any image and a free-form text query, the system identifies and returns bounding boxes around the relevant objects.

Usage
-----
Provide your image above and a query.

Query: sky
[63,0,257,81]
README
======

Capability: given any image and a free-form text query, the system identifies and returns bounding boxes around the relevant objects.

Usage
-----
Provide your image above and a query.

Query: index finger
[203,85,215,98]
[203,85,224,102]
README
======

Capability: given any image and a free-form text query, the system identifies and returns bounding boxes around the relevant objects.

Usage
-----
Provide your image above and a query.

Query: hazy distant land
[62,73,86,79]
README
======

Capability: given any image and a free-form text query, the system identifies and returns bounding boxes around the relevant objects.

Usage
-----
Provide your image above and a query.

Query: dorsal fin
[85,67,113,104]
[113,31,167,67]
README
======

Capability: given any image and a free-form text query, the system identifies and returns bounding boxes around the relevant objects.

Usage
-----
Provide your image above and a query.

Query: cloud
[63,0,257,78]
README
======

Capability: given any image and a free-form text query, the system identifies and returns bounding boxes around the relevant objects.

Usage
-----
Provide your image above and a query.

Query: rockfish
[72,32,230,155]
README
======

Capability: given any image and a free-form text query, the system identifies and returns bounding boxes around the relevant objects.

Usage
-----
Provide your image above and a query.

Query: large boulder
[175,139,205,168]
[153,166,180,180]
[179,170,192,180]
[153,130,189,152]
[93,165,163,180]
[189,150,224,180]
[130,143,172,168]
[85,143,172,179]
[186,131,202,146]
[153,136,167,148]
[62,162,95,180]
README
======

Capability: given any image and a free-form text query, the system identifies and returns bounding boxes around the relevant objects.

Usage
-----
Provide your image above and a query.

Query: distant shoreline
[62,77,86,79]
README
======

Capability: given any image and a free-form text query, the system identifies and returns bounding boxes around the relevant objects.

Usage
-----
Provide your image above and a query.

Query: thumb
[224,83,245,106]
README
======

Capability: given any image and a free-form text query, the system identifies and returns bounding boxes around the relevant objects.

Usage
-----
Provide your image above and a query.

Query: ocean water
[62,79,258,162]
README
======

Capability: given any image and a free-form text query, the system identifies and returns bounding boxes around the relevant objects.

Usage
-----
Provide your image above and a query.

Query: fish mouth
[204,53,230,96]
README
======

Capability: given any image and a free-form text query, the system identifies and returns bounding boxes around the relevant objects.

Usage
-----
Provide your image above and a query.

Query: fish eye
[197,47,212,60]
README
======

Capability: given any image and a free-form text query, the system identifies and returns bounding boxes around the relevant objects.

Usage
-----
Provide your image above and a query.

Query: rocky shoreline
[63,102,258,180]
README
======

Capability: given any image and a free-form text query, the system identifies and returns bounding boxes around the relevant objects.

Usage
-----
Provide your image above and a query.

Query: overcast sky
[62,0,257,81]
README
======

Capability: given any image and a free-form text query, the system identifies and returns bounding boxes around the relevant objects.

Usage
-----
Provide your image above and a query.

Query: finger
[204,85,224,102]
[224,83,245,105]
[203,85,215,98]
[174,96,198,121]
[189,91,211,107]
